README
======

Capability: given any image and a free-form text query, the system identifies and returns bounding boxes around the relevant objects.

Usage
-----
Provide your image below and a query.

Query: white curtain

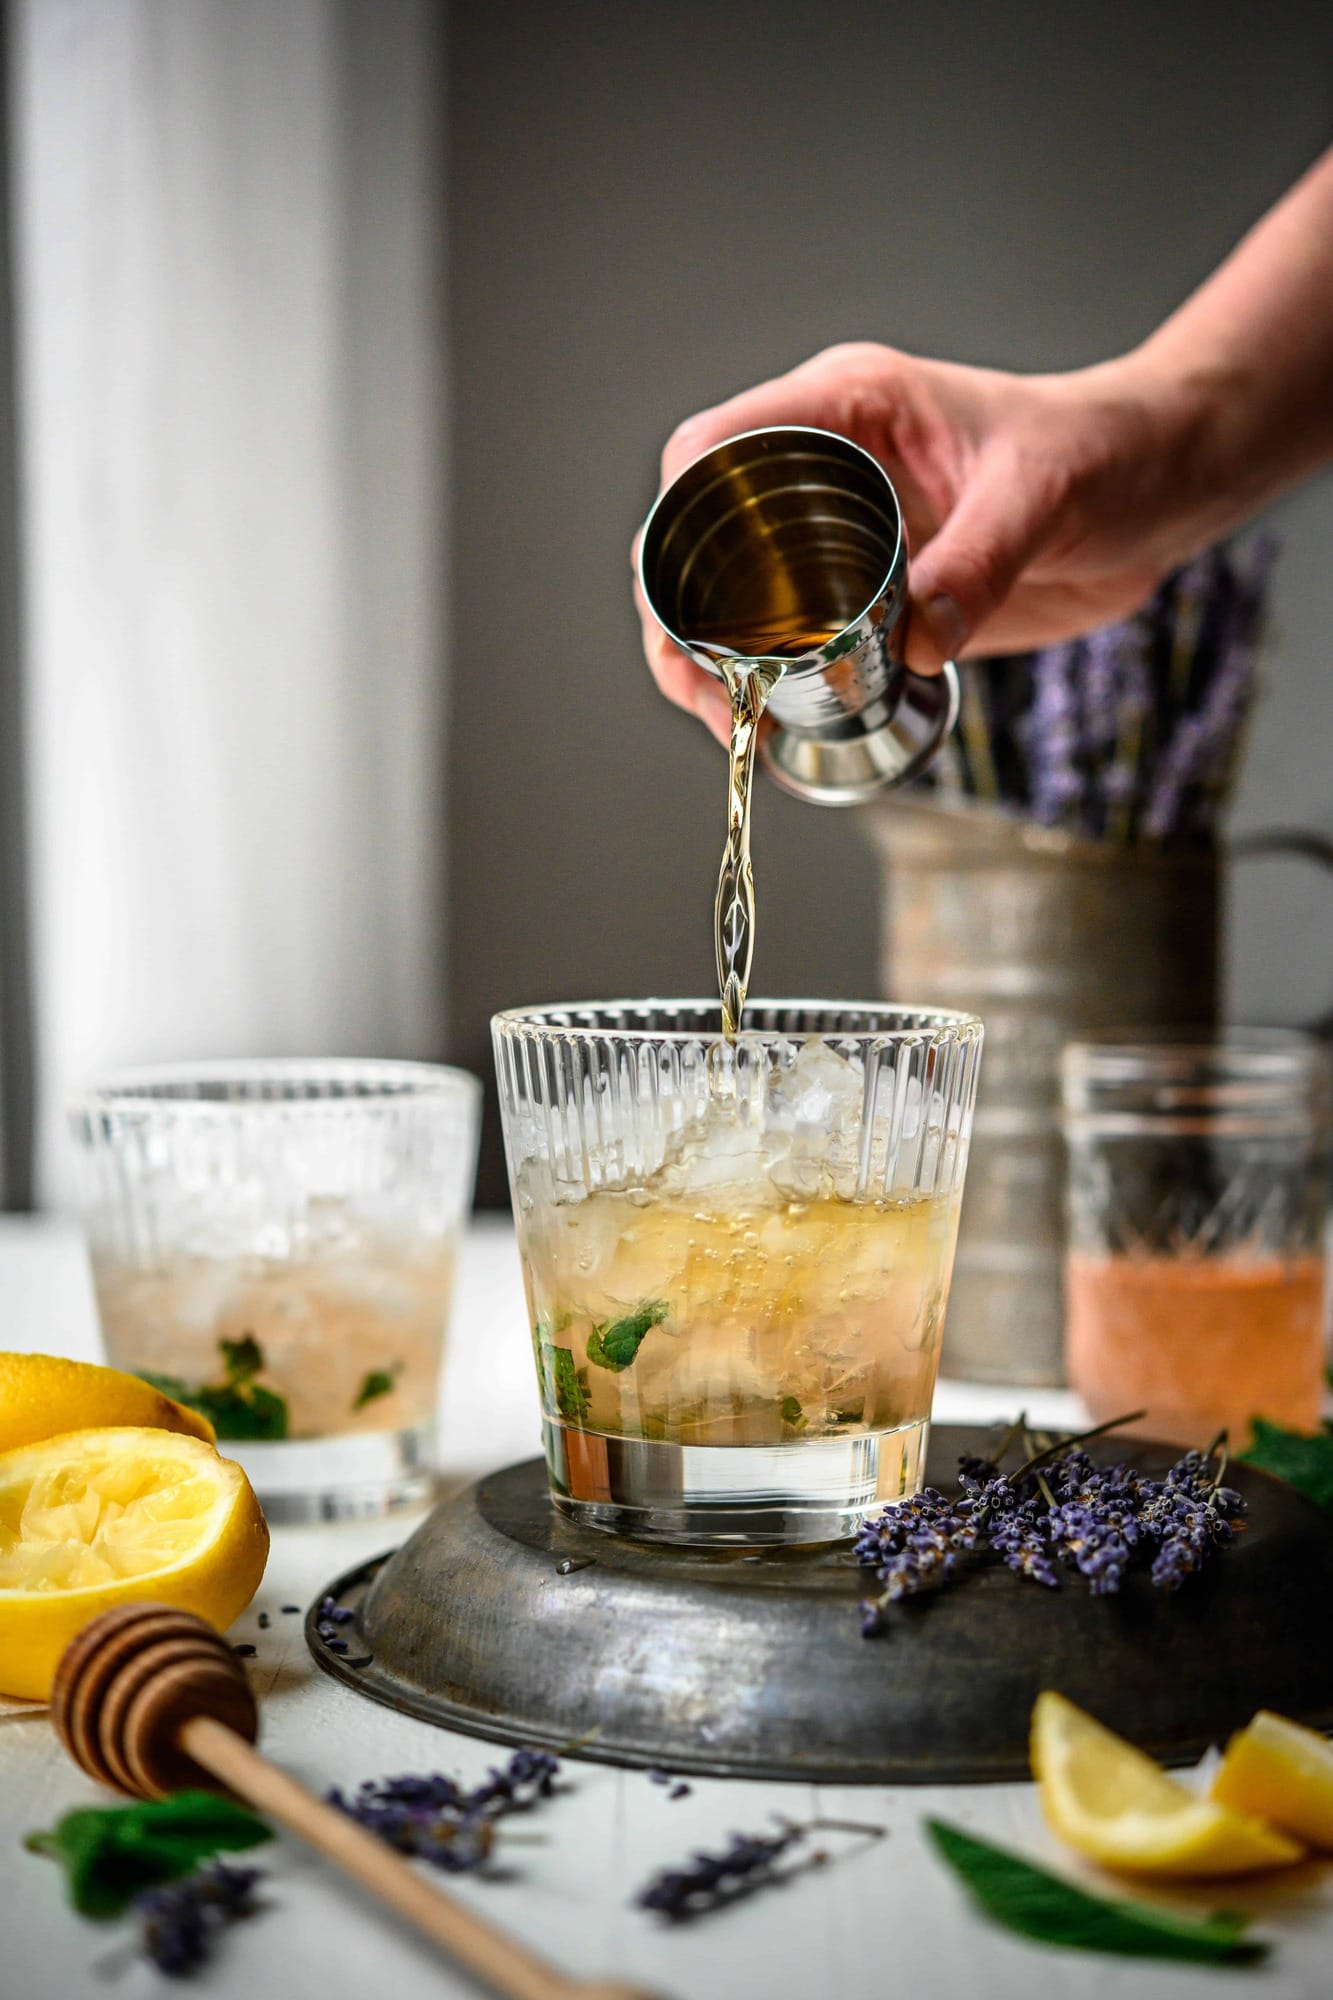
[10,0,448,1205]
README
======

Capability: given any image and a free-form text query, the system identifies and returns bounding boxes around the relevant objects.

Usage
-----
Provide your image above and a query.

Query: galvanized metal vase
[861,799,1220,1384]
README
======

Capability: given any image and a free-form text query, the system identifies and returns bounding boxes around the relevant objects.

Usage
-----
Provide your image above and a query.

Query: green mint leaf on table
[926,1820,1266,1966]
[586,1301,668,1372]
[25,1793,271,1919]
[1240,1418,1333,1514]
[353,1365,400,1411]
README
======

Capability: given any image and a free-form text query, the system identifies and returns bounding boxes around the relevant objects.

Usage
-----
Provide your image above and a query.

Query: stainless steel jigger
[638,426,958,805]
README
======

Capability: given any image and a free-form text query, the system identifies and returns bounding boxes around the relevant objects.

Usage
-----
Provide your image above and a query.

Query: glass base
[226,1422,437,1524]
[542,1416,929,1546]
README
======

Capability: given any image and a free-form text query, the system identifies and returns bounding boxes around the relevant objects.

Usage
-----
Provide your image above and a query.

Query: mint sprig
[926,1819,1267,1966]
[25,1793,271,1918]
[586,1301,668,1372]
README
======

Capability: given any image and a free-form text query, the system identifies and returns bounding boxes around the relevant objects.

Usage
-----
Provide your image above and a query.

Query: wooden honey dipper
[52,1603,661,2000]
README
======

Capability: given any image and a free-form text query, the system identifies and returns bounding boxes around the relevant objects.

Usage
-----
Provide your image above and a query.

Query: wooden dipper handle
[53,1605,660,2000]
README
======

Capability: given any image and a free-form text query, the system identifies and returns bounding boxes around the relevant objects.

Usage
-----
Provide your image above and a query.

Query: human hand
[634,341,1204,743]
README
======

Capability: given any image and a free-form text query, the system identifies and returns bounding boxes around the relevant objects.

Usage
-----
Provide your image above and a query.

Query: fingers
[659,355,856,486]
[632,565,731,742]
[903,446,1063,671]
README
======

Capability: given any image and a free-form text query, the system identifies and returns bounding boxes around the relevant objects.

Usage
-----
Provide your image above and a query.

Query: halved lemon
[1031,1690,1304,1878]
[1211,1711,1333,1849]
[0,1351,214,1453]
[0,1427,267,1699]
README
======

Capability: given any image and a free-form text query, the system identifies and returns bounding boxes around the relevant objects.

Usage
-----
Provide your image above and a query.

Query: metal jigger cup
[637,425,959,805]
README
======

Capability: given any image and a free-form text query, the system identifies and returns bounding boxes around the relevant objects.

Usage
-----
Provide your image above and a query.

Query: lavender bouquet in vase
[861,539,1278,1387]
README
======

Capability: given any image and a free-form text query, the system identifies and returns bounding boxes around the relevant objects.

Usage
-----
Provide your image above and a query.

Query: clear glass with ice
[68,1061,481,1521]
[493,1002,983,1544]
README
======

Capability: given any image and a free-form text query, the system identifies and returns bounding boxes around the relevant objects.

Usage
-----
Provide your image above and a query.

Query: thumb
[903,451,1058,669]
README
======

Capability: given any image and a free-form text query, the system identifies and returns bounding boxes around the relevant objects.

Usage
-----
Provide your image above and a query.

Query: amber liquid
[518,1168,959,1447]
[708,618,844,1039]
[1066,1251,1327,1447]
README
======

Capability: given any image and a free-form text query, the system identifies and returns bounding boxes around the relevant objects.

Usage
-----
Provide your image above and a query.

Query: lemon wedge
[0,1426,267,1699]
[1031,1690,1304,1878]
[1211,1711,1333,1849]
[0,1351,214,1453]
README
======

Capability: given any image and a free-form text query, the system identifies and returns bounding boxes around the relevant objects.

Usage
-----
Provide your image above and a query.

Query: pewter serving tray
[307,1426,1333,1784]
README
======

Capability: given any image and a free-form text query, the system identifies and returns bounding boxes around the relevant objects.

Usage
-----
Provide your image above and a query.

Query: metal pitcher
[863,799,1220,1384]
[638,426,958,805]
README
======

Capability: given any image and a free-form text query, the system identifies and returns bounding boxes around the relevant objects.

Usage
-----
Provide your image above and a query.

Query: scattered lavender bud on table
[134,1861,265,1977]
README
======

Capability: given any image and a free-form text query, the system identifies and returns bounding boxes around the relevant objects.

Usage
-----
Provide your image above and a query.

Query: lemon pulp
[0,1427,267,1699]
[1212,1711,1333,1850]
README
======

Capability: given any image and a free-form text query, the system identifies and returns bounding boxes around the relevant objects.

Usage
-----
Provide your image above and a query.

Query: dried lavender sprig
[856,1416,1244,1634]
[635,1821,809,1921]
[327,1748,561,1874]
[911,537,1276,844]
[1025,640,1084,828]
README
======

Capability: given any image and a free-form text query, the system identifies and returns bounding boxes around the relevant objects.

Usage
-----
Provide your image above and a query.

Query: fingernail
[920,592,968,663]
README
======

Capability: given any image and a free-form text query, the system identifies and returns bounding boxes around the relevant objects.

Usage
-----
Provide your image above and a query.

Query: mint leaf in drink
[25,1793,271,1919]
[208,1383,288,1440]
[541,1341,590,1422]
[779,1395,806,1429]
[1240,1418,1333,1514]
[136,1338,290,1442]
[586,1301,668,1372]
[136,1368,195,1404]
[220,1334,264,1385]
[832,1401,865,1426]
[353,1366,401,1412]
[926,1819,1266,1965]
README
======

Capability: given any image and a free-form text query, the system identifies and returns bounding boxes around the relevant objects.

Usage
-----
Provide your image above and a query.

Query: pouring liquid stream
[715,658,780,1040]
[712,622,845,1038]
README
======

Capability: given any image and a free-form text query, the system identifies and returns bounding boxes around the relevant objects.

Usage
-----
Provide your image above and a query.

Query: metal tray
[307,1426,1333,1784]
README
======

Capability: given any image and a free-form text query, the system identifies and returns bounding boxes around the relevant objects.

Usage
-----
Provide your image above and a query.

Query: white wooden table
[1,1215,1329,2000]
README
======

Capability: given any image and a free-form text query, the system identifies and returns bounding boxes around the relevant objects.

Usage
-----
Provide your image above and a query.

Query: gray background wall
[446,0,1333,1203]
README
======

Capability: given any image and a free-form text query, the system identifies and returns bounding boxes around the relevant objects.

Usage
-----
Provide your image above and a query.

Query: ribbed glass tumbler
[68,1060,481,1522]
[493,1001,983,1544]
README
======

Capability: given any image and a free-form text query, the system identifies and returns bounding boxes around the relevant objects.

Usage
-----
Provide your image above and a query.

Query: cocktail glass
[493,1001,983,1544]
[68,1060,481,1521]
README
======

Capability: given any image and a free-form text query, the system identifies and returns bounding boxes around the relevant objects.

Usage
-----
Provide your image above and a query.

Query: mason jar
[1061,1031,1329,1447]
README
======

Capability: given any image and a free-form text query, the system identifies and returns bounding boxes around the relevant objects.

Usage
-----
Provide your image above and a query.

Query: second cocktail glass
[494,1000,982,1544]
